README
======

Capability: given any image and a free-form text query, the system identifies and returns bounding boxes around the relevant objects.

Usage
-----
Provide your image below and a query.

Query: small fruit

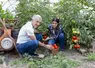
[53,44,58,49]
[73,40,78,43]
[74,44,80,49]
[72,36,77,40]
[73,31,77,34]
[72,39,78,43]
[72,36,79,43]
[43,36,47,39]
[72,20,76,24]
[76,31,80,34]
[72,28,80,34]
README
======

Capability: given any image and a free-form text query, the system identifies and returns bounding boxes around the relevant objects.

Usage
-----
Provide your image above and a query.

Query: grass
[9,52,80,68]
[0,56,4,64]
[87,53,95,61]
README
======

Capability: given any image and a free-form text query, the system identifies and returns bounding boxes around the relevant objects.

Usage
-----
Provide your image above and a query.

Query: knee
[59,33,64,39]
[36,34,42,41]
[39,34,42,39]
[48,40,55,45]
[33,40,39,47]
[38,34,42,37]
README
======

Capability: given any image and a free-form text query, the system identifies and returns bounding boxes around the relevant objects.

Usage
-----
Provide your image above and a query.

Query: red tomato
[74,44,80,48]
[53,44,58,49]
[72,36,77,40]
[72,39,78,43]
[43,36,47,39]
[74,45,77,48]
[54,44,57,46]
[76,44,80,48]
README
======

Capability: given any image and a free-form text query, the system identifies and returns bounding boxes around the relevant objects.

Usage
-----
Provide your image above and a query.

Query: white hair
[32,15,42,22]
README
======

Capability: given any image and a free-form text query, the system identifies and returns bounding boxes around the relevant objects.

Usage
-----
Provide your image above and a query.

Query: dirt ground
[62,50,95,68]
[0,49,95,68]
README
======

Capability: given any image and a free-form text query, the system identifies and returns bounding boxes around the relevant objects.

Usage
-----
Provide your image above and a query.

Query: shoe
[31,53,39,56]
[38,54,45,58]
[60,49,64,51]
[31,53,45,59]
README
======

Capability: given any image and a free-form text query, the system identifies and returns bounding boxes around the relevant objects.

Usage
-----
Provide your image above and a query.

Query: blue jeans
[48,33,64,50]
[16,33,42,55]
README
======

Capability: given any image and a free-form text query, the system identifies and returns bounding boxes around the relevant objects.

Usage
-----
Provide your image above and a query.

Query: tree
[0,4,14,27]
[54,0,95,49]
[16,0,56,30]
[16,0,95,49]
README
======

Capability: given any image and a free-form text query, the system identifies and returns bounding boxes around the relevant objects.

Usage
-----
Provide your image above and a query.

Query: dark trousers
[16,34,42,55]
[48,33,64,50]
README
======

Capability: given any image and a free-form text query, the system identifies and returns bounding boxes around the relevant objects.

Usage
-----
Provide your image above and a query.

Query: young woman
[47,18,65,51]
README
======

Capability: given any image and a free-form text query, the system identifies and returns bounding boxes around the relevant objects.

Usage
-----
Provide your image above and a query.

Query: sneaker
[31,53,39,56]
[32,53,45,59]
[59,48,64,51]
[38,54,45,58]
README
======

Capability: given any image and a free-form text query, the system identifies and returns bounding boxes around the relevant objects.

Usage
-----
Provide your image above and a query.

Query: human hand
[45,45,54,50]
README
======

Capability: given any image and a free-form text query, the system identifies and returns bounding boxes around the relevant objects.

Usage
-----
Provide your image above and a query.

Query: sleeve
[47,24,56,39]
[26,26,35,36]
[59,25,64,33]
[55,25,64,39]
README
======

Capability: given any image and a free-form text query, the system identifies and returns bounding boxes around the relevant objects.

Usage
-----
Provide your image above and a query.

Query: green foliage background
[0,4,14,19]
[16,0,56,29]
[16,0,95,48]
[0,4,14,27]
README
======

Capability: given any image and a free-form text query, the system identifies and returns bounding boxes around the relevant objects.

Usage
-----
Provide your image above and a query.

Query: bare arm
[29,35,54,50]
[29,35,36,40]
[29,35,45,47]
[38,42,54,50]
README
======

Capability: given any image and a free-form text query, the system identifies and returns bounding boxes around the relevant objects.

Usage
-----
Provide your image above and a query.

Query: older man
[16,15,53,58]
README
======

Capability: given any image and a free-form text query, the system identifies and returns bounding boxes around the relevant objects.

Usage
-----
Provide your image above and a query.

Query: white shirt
[17,21,35,44]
